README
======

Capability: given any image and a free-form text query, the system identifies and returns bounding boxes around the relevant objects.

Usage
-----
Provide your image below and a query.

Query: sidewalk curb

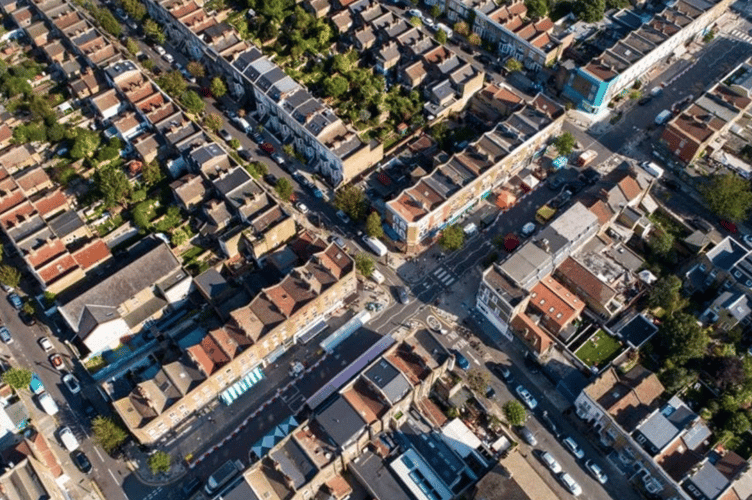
[130,467,188,488]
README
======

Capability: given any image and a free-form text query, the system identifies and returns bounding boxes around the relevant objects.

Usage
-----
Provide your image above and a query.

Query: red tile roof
[529,276,585,333]
[511,313,553,354]
[29,431,63,478]
[72,239,111,270]
[188,334,230,376]
[33,189,68,218]
[37,254,79,284]
[26,239,67,268]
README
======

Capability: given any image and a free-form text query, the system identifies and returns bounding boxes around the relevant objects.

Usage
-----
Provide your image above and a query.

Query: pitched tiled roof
[32,189,68,218]
[72,239,111,270]
[511,313,553,354]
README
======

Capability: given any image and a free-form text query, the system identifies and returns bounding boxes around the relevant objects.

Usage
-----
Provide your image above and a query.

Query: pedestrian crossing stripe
[730,30,752,43]
[434,269,447,279]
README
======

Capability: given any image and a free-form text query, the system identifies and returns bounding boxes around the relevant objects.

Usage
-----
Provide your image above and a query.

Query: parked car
[408,8,423,18]
[423,18,436,29]
[336,210,351,224]
[585,459,608,484]
[58,427,79,451]
[720,220,738,233]
[548,175,566,190]
[72,451,92,474]
[452,350,470,370]
[661,178,681,191]
[517,426,537,446]
[62,373,81,394]
[238,150,252,161]
[558,472,582,496]
[638,95,652,106]
[396,286,411,305]
[38,337,53,352]
[154,45,166,56]
[562,436,585,459]
[19,311,35,326]
[520,222,536,238]
[251,132,264,143]
[218,129,233,142]
[0,326,12,344]
[182,478,202,497]
[579,168,600,185]
[271,153,285,165]
[485,386,496,399]
[8,293,22,310]
[515,385,538,409]
[50,353,65,371]
[295,202,309,214]
[491,363,512,382]
[541,410,561,438]
[82,398,96,419]
[263,174,278,186]
[312,187,323,199]
[538,451,562,474]
[162,53,174,64]
[260,142,275,154]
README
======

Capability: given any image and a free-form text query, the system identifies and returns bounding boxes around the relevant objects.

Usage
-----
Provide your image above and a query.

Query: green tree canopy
[126,38,139,55]
[148,451,171,474]
[467,33,481,46]
[322,75,348,98]
[96,165,132,207]
[92,416,128,453]
[525,0,548,17]
[170,228,189,247]
[431,5,441,18]
[436,28,447,44]
[725,411,751,436]
[355,253,374,277]
[702,173,752,222]
[365,212,384,239]
[578,0,605,22]
[144,19,166,44]
[1,367,31,390]
[409,16,422,27]
[92,7,122,37]
[181,90,205,114]
[334,185,367,221]
[467,369,490,394]
[0,265,21,289]
[70,129,102,160]
[141,161,164,187]
[660,312,710,366]
[187,61,205,78]
[454,21,469,37]
[648,275,688,315]
[210,77,227,98]
[204,113,223,132]
[503,400,527,426]
[438,224,464,251]
[275,177,294,201]
[157,71,187,97]
[649,230,675,257]
[554,132,576,156]
[122,0,147,20]
[96,137,123,164]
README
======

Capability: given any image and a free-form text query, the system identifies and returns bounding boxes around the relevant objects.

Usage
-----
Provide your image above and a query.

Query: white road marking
[92,446,104,462]
[442,275,455,286]
[434,269,447,279]
[109,469,120,485]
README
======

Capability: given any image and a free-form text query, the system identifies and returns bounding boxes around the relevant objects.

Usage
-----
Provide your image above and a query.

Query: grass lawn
[575,329,623,368]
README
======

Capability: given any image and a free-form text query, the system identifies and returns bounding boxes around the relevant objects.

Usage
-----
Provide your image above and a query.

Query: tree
[409,16,422,27]
[466,369,490,394]
[92,7,122,37]
[659,366,695,394]
[554,132,576,156]
[141,161,164,187]
[181,90,205,114]
[47,123,65,143]
[122,0,147,20]
[366,212,384,239]
[436,28,447,44]
[0,265,20,289]
[578,0,605,22]
[187,61,205,78]
[322,75,348,98]
[725,411,751,436]
[246,162,267,178]
[503,400,527,427]
[431,5,441,18]
[2,367,31,390]
[142,59,155,72]
[355,254,374,277]
[439,224,464,251]
[22,301,35,316]
[709,356,746,391]
[96,166,132,207]
[649,230,674,257]
[229,138,241,150]
[454,21,469,37]
[96,137,123,163]
[334,185,367,221]
[170,228,189,247]
[606,0,629,7]
[143,19,165,44]
[525,0,548,17]
[505,58,523,72]
[157,71,187,97]
[92,416,128,453]
[275,177,293,201]
[648,275,688,315]
[126,38,139,55]
[660,312,710,365]
[204,113,223,132]
[467,33,481,46]
[148,451,171,474]
[70,129,102,160]
[702,173,752,222]
[210,77,227,99]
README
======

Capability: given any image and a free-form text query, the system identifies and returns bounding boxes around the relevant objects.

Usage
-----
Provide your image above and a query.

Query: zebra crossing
[729,29,752,44]
[431,266,459,288]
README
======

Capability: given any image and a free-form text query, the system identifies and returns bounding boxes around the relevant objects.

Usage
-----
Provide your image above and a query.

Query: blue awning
[220,366,265,406]
[552,156,568,169]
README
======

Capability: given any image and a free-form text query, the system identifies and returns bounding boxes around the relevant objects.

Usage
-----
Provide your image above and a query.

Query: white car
[154,45,166,56]
[58,426,80,451]
[515,384,538,409]
[336,210,351,224]
[562,436,585,459]
[38,337,53,352]
[539,451,562,474]
[558,472,582,497]
[408,8,422,18]
[162,53,174,64]
[295,202,309,214]
[585,459,608,484]
[62,373,81,394]
[423,18,437,29]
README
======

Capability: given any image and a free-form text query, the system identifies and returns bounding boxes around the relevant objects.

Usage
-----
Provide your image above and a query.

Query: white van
[58,427,79,451]
[233,117,251,133]
[370,269,385,284]
[37,392,59,415]
[655,109,672,125]
[362,236,388,257]
[436,23,453,38]
[639,161,664,179]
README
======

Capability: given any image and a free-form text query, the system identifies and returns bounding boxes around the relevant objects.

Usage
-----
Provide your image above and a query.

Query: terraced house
[142,0,383,186]
[386,89,564,252]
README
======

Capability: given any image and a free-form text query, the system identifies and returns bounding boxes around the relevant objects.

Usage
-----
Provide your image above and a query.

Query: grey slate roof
[685,461,729,500]
[48,210,85,239]
[707,237,748,271]
[269,439,316,489]
[350,450,412,500]
[363,358,411,405]
[315,395,367,448]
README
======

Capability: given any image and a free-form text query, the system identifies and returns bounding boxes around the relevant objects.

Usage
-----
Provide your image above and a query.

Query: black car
[152,66,162,76]
[638,96,652,106]
[661,178,681,191]
[263,174,278,186]
[564,181,584,195]
[524,354,541,374]
[548,175,565,190]
[251,132,264,144]
[72,451,92,474]
[181,478,202,496]
[579,168,600,185]
[238,149,252,161]
[19,311,35,326]
[82,398,96,419]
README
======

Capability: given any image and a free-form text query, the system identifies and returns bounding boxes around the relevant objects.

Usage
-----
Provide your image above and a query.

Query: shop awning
[552,156,568,170]
[219,366,265,406]
[251,415,299,460]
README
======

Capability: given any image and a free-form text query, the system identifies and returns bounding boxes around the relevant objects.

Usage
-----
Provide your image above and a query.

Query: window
[548,307,555,313]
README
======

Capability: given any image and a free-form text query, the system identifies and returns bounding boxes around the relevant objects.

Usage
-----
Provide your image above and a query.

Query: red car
[720,220,738,233]
[260,142,275,154]
[503,233,520,252]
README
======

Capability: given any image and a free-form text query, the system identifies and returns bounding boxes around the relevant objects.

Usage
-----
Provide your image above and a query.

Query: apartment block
[386,90,564,252]
[563,0,732,114]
